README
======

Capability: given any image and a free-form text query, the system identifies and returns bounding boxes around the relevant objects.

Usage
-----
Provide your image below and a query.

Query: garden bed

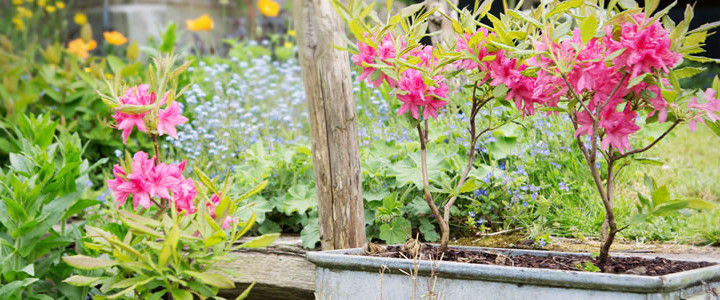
[362,244,715,276]
[310,245,720,299]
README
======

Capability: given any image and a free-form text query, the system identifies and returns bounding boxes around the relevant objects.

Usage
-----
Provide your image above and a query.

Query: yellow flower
[288,29,295,37]
[105,73,113,80]
[74,12,87,25]
[45,5,56,13]
[257,0,280,17]
[12,0,23,5]
[12,17,25,31]
[56,1,65,9]
[284,41,293,48]
[17,7,33,17]
[37,0,46,7]
[67,38,97,59]
[104,31,128,46]
[185,14,213,32]
[84,67,91,73]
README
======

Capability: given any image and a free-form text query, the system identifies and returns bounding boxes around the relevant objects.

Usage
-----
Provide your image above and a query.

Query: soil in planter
[361,244,716,276]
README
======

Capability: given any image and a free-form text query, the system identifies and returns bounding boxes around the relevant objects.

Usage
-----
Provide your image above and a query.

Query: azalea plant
[335,0,719,261]
[332,0,543,251]
[517,0,720,266]
[62,54,278,299]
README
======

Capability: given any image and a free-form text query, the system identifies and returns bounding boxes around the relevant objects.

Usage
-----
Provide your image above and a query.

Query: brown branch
[416,124,447,249]
[596,73,629,116]
[612,119,682,160]
[560,73,597,123]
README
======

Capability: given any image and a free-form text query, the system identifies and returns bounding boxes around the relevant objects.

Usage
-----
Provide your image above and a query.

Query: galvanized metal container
[307,246,720,300]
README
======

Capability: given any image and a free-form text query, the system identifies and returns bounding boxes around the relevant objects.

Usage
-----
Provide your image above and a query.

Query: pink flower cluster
[353,34,449,120]
[605,13,682,79]
[688,88,720,132]
[352,33,401,88]
[455,31,543,115]
[528,13,693,153]
[107,151,197,213]
[112,84,188,144]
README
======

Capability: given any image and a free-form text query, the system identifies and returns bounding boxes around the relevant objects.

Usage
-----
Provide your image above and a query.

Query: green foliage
[63,178,277,298]
[0,114,103,300]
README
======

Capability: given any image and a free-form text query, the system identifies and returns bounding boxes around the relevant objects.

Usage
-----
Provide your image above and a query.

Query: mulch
[359,244,716,276]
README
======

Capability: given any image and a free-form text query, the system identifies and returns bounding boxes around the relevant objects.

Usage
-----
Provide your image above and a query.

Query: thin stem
[560,73,597,123]
[416,124,447,250]
[612,119,681,160]
[152,134,161,163]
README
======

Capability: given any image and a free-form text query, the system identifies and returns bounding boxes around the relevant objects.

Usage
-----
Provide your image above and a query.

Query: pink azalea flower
[600,105,640,153]
[113,85,157,144]
[688,88,720,132]
[107,164,130,207]
[157,102,188,138]
[108,151,194,210]
[488,51,521,87]
[455,29,494,71]
[172,178,198,214]
[352,33,401,88]
[222,216,237,230]
[604,13,681,78]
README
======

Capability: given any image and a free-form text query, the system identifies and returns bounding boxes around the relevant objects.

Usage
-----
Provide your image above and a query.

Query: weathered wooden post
[293,0,366,250]
[426,0,459,47]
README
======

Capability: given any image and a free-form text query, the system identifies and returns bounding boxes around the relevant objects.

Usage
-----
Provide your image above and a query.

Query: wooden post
[426,0,459,47]
[293,0,366,250]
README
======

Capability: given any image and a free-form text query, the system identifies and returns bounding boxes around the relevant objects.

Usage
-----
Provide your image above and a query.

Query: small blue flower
[539,239,547,247]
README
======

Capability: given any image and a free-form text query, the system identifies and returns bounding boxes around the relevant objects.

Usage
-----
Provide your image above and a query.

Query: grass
[556,124,720,246]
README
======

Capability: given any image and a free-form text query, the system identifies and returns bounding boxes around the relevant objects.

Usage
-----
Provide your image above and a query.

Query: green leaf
[673,67,704,79]
[239,233,280,248]
[632,157,663,166]
[204,230,227,247]
[118,210,163,237]
[547,0,584,17]
[650,185,670,206]
[62,255,117,270]
[169,288,193,300]
[63,275,102,287]
[0,278,39,296]
[652,200,688,216]
[618,0,638,9]
[184,271,235,289]
[195,168,220,195]
[63,199,101,220]
[645,0,660,15]
[187,281,215,297]
[419,219,440,242]
[379,218,411,244]
[580,15,599,44]
[684,198,717,209]
[627,73,650,89]
[389,152,447,190]
[160,23,177,53]
[451,20,463,34]
[235,180,268,202]
[159,225,179,267]
[107,55,126,74]
[300,219,320,249]
[283,184,316,215]
[235,282,256,300]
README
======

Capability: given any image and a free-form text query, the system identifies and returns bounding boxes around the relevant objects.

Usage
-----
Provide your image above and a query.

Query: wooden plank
[221,236,316,300]
[292,0,366,250]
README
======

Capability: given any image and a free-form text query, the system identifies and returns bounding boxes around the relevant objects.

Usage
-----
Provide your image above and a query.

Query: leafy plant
[61,54,278,298]
[521,0,720,266]
[0,114,105,299]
